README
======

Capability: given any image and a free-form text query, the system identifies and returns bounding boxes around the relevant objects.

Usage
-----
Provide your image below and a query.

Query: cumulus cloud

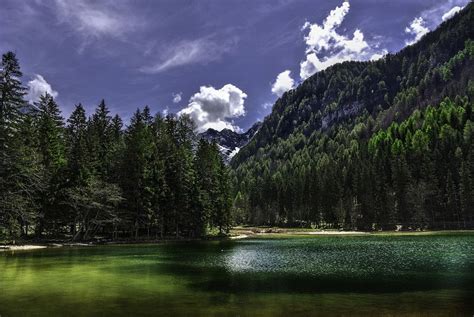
[172,92,182,104]
[299,1,385,80]
[140,38,235,73]
[442,6,462,21]
[271,70,295,97]
[26,74,58,104]
[178,84,247,132]
[404,17,429,45]
[404,2,468,46]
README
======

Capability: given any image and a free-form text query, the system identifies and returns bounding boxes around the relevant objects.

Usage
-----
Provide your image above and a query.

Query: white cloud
[271,70,295,97]
[419,1,468,28]
[370,49,388,61]
[162,106,170,117]
[172,92,182,104]
[405,17,429,45]
[140,38,235,74]
[403,2,468,46]
[442,6,462,21]
[53,0,142,44]
[26,74,58,104]
[178,84,247,132]
[301,1,350,53]
[299,1,385,80]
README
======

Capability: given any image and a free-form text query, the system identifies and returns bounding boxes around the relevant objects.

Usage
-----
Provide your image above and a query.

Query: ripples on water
[1,233,473,316]
[205,236,474,276]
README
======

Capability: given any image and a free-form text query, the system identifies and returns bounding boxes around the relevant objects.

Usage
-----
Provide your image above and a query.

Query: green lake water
[1,233,474,316]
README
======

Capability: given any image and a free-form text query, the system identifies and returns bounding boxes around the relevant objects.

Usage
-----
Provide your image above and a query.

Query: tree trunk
[160,214,164,239]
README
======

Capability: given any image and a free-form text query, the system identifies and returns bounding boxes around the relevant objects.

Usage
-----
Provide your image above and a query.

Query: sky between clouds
[0,0,469,132]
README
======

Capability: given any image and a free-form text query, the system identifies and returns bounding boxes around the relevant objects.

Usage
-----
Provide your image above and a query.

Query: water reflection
[1,234,473,316]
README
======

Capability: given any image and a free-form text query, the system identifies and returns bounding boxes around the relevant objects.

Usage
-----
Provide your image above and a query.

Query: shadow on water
[137,260,474,294]
[4,236,474,294]
[72,235,474,295]
[2,234,474,316]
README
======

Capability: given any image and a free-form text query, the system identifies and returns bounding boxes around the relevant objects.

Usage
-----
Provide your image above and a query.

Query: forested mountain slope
[231,3,474,229]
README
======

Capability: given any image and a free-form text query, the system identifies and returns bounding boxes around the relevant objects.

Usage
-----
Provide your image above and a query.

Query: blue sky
[0,0,469,132]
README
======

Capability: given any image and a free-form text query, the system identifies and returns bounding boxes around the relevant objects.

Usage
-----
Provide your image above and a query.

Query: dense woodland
[0,52,232,241]
[231,4,474,229]
[1,5,473,240]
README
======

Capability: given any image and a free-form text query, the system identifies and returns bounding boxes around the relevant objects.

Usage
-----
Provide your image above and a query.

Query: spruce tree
[35,93,66,235]
[120,109,154,238]
[0,52,30,237]
[174,114,197,237]
[66,104,89,186]
[215,153,232,234]
[194,139,215,236]
[89,99,112,179]
[37,93,65,169]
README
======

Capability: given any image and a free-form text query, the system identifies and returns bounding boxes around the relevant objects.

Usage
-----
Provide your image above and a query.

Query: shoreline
[2,229,474,251]
[0,242,94,252]
[230,227,474,238]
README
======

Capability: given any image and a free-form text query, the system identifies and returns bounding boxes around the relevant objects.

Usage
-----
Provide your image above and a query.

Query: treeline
[0,52,231,241]
[233,97,474,229]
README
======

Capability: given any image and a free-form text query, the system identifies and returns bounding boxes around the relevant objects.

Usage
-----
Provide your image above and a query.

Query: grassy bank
[229,226,474,238]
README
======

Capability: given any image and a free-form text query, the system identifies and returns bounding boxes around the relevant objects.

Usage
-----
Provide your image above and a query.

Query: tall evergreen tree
[0,52,31,237]
[35,93,66,235]
[89,99,113,179]
[66,104,89,186]
[120,109,153,238]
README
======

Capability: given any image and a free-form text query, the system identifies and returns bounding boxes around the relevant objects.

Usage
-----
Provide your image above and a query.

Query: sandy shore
[305,231,369,235]
[227,228,372,239]
[230,234,249,240]
[0,245,47,251]
[230,227,372,237]
[229,227,474,238]
[0,242,94,252]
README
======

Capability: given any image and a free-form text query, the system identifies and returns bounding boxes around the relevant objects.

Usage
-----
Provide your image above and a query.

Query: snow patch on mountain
[200,122,262,162]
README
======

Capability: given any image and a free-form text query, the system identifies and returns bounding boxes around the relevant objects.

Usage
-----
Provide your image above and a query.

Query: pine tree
[0,52,25,142]
[119,109,155,238]
[109,114,124,183]
[460,159,472,227]
[89,99,113,179]
[147,115,166,238]
[66,104,89,186]
[391,146,412,227]
[15,113,44,236]
[0,52,30,237]
[215,154,232,234]
[173,114,197,237]
[35,93,66,235]
[37,93,65,169]
[444,170,459,228]
[194,139,216,236]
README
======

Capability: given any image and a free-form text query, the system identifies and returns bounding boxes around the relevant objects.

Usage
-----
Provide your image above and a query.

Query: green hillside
[231,3,474,229]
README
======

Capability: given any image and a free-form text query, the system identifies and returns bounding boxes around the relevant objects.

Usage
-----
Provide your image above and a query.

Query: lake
[1,233,473,316]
